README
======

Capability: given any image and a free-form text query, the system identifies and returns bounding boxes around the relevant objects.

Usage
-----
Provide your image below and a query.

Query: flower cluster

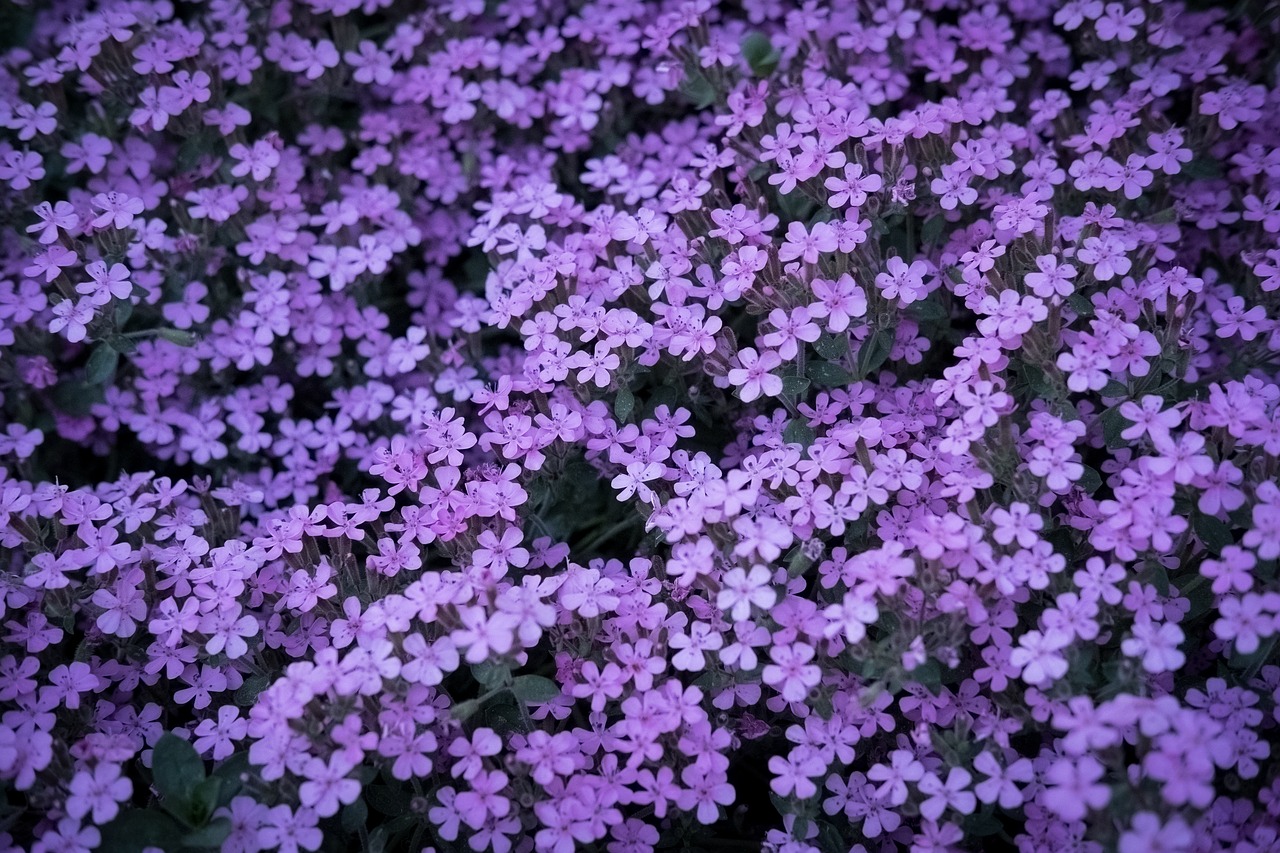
[1,0,1280,852]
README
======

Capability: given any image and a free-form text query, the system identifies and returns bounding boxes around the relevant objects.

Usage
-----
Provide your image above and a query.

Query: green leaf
[183,817,232,849]
[1100,407,1129,450]
[152,733,205,811]
[451,699,481,721]
[480,695,530,735]
[813,332,848,360]
[341,797,368,834]
[1230,634,1279,680]
[1077,465,1102,495]
[1144,561,1171,596]
[114,298,134,327]
[678,72,716,109]
[366,826,391,853]
[1021,362,1057,399]
[0,5,36,54]
[156,328,198,346]
[778,196,816,223]
[782,374,810,399]
[1176,574,1215,620]
[807,361,853,387]
[909,659,942,691]
[511,674,561,704]
[816,822,846,850]
[786,544,814,578]
[648,384,680,414]
[883,221,913,258]
[464,248,491,284]
[1194,514,1234,553]
[1067,643,1100,690]
[854,328,894,380]
[963,811,1004,837]
[807,206,835,225]
[471,661,510,689]
[365,785,413,816]
[98,810,187,853]
[212,751,249,781]
[783,420,816,448]
[919,215,944,245]
[385,814,417,834]
[740,32,780,76]
[613,386,634,423]
[1182,157,1222,180]
[1067,293,1094,317]
[234,675,270,707]
[85,346,119,385]
[187,776,222,825]
[912,299,948,323]
[52,380,105,416]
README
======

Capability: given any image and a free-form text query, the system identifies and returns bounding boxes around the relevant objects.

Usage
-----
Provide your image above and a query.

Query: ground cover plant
[1,0,1280,850]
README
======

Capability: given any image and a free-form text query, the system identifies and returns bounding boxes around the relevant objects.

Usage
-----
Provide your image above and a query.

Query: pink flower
[24,244,77,282]
[76,261,133,305]
[874,256,930,304]
[1025,254,1077,299]
[778,221,838,264]
[1121,618,1185,673]
[762,642,821,703]
[1201,80,1266,130]
[473,527,530,576]
[676,765,735,825]
[568,342,621,388]
[717,565,777,621]
[669,622,723,672]
[727,347,783,402]
[298,753,360,818]
[867,750,924,806]
[768,749,826,798]
[1120,813,1193,853]
[0,148,44,189]
[990,502,1043,547]
[90,192,144,230]
[44,662,99,710]
[1077,233,1131,280]
[1010,630,1069,686]
[1041,756,1110,821]
[1057,346,1111,392]
[49,298,96,343]
[808,274,867,332]
[448,728,503,780]
[258,805,322,853]
[66,763,132,825]
[1118,395,1181,444]
[26,200,79,244]
[822,591,878,644]
[918,767,975,821]
[194,706,249,760]
[1213,594,1274,654]
[761,306,822,360]
[973,751,1032,808]
[824,163,883,208]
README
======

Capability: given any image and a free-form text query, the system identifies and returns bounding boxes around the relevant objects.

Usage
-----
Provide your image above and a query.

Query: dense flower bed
[2,0,1280,850]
